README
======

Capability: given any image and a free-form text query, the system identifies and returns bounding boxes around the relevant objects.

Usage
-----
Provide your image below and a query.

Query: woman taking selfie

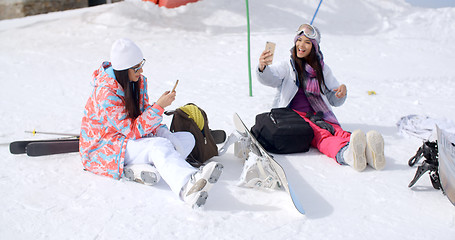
[256,24,385,171]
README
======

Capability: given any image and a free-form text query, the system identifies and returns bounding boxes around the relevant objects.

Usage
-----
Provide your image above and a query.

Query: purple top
[289,87,314,113]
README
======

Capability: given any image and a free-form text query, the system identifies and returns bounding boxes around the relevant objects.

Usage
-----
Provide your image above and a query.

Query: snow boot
[343,130,367,171]
[180,161,224,208]
[365,130,386,170]
[124,164,161,186]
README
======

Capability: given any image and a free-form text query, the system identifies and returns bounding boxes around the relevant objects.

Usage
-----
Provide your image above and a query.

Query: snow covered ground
[1,0,455,239]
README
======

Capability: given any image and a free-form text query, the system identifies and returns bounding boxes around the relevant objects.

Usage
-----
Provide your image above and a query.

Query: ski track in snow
[1,0,455,239]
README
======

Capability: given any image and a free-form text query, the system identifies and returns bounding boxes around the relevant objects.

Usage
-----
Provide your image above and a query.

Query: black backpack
[167,103,218,167]
[251,108,314,154]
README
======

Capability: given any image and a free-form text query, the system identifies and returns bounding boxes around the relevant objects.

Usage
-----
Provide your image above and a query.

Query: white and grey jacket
[256,59,346,124]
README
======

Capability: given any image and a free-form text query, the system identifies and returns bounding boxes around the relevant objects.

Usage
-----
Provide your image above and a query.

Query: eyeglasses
[132,59,146,73]
[296,24,317,40]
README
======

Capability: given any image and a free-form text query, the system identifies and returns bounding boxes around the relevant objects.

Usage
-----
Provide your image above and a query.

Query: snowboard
[10,138,79,156]
[436,125,455,206]
[233,113,305,215]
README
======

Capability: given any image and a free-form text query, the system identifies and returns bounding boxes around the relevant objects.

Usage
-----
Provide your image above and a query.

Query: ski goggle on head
[132,59,146,73]
[296,24,318,40]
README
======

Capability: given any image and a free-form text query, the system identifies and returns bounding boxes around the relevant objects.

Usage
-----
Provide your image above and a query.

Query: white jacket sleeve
[256,61,290,88]
[322,65,346,107]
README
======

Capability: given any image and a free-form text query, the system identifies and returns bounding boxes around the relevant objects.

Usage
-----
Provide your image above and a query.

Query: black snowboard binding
[408,141,442,190]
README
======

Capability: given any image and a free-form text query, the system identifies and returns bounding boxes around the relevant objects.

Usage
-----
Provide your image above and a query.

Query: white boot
[365,130,386,170]
[123,164,161,186]
[180,162,223,208]
[343,130,367,172]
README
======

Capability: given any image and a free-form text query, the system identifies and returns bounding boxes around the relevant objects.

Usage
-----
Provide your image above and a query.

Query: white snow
[1,0,455,239]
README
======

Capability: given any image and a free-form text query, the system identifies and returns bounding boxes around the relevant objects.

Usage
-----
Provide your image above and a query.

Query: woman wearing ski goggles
[256,23,386,172]
[296,23,319,41]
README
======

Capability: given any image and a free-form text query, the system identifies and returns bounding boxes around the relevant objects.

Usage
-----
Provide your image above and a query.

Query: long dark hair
[291,44,326,92]
[114,69,141,119]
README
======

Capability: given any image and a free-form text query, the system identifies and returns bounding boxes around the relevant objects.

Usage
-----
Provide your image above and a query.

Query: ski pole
[245,0,253,97]
[25,129,79,137]
[310,0,323,25]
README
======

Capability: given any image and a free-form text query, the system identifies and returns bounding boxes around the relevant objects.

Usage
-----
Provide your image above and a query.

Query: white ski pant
[124,132,197,196]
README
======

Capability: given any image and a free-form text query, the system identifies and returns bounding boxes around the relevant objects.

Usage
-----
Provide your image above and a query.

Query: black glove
[306,112,335,135]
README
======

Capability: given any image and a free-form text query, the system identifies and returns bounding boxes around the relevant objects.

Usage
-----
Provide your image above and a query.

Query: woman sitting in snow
[79,38,223,208]
[256,24,385,171]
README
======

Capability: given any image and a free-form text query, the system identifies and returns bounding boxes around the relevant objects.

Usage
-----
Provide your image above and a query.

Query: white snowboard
[234,113,305,215]
[436,125,455,206]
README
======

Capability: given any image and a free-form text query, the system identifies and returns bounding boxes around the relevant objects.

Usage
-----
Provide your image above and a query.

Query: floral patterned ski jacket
[80,62,166,179]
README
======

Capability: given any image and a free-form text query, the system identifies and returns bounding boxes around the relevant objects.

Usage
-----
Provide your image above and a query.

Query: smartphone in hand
[265,41,276,64]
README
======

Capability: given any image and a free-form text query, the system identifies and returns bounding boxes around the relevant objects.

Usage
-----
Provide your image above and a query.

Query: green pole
[245,0,252,97]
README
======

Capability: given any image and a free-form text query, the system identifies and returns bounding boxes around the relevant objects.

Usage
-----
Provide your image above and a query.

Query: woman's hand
[333,84,347,98]
[156,91,176,109]
[258,50,273,72]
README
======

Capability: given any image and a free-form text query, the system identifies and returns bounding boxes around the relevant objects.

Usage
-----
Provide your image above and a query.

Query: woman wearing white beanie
[80,38,223,208]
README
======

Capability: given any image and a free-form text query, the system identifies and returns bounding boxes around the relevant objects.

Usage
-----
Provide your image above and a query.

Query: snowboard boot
[180,162,224,208]
[343,130,367,171]
[124,164,161,186]
[238,152,280,189]
[365,130,386,170]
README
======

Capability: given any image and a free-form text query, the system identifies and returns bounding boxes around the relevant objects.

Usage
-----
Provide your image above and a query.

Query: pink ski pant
[295,110,350,161]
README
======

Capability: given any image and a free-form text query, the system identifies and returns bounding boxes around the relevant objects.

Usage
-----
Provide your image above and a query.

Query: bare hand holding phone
[259,41,275,71]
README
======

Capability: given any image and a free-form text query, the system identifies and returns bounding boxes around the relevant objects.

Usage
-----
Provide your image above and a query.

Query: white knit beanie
[110,38,143,71]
